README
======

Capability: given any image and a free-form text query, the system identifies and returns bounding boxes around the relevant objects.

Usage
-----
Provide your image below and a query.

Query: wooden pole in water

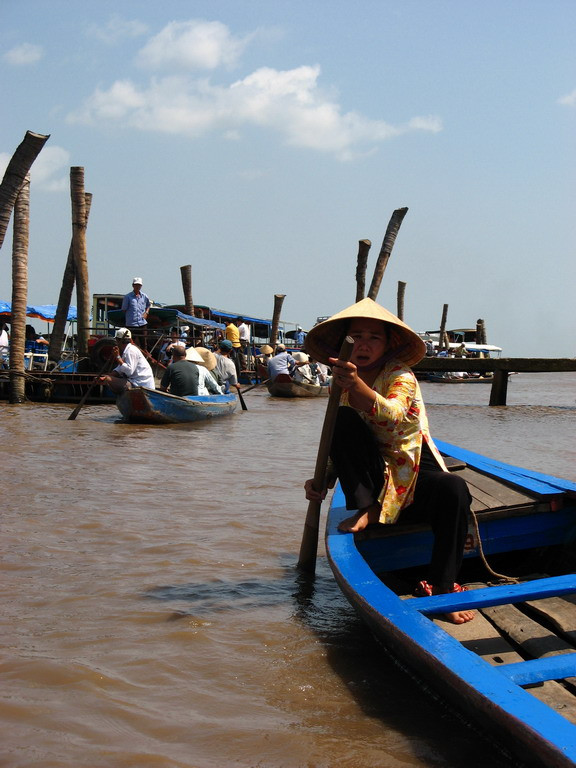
[9,175,30,403]
[355,239,371,302]
[489,370,509,406]
[439,304,449,351]
[180,264,194,317]
[0,131,49,252]
[269,294,285,348]
[397,281,406,320]
[70,168,90,358]
[367,207,408,301]
[49,193,92,363]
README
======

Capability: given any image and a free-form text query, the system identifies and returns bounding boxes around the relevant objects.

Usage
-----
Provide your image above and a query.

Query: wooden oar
[67,358,112,420]
[297,336,354,574]
[239,378,270,395]
[236,385,247,411]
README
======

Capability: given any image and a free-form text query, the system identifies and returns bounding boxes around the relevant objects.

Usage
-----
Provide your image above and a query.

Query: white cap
[115,327,132,340]
[132,277,143,285]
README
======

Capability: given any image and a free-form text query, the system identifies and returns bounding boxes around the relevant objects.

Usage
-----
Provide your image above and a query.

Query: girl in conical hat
[304,298,474,625]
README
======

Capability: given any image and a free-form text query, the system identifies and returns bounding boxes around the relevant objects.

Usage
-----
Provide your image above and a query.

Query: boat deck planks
[432,599,576,724]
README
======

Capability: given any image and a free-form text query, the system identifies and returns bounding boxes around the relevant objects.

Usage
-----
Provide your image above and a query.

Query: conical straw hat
[185,346,205,364]
[192,346,217,370]
[304,297,426,367]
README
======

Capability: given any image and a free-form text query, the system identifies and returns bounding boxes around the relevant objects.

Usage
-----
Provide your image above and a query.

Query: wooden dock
[413,358,576,404]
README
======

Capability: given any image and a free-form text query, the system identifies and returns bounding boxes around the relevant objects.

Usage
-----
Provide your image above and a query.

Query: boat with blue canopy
[326,441,576,767]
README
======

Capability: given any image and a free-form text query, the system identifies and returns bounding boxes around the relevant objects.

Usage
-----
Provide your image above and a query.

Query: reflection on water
[2,375,575,767]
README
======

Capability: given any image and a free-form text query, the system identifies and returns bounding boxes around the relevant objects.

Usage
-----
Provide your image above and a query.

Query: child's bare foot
[432,586,475,625]
[337,504,380,532]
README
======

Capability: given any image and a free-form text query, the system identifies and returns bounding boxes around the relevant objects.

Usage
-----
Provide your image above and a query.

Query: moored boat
[116,387,237,424]
[326,441,576,767]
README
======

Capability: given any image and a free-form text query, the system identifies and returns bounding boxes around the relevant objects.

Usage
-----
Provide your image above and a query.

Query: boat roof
[0,301,78,322]
[107,306,224,330]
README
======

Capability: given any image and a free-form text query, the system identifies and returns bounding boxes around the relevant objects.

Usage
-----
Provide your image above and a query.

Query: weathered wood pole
[269,294,286,348]
[367,207,408,301]
[355,239,371,302]
[9,175,30,403]
[0,131,49,252]
[180,264,194,316]
[489,370,509,406]
[49,193,92,362]
[397,281,406,320]
[479,318,487,345]
[439,304,449,351]
[70,168,90,358]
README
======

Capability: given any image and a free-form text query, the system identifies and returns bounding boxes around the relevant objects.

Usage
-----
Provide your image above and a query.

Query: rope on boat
[469,508,519,585]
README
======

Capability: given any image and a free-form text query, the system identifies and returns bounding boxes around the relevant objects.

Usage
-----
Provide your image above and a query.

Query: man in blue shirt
[122,277,151,348]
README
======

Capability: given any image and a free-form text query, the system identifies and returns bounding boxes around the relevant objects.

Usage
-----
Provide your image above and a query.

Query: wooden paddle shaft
[297,336,354,573]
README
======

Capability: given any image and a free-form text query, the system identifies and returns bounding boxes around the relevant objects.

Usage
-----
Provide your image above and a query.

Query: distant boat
[419,327,502,358]
[326,441,576,767]
[116,387,237,423]
[266,374,323,398]
[426,373,493,383]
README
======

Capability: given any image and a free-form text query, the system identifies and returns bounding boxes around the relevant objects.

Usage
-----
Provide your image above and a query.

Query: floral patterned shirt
[340,359,447,524]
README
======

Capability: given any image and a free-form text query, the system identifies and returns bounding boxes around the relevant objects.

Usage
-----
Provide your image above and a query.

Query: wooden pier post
[367,207,408,301]
[269,294,285,349]
[439,304,449,351]
[49,193,92,363]
[180,264,194,317]
[489,369,509,406]
[70,168,90,358]
[355,239,371,302]
[9,175,30,403]
[0,131,49,251]
[397,281,406,321]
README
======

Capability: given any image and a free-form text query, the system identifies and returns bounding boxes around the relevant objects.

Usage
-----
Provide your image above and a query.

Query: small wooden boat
[116,387,237,423]
[326,441,576,767]
[266,374,322,398]
[426,373,493,383]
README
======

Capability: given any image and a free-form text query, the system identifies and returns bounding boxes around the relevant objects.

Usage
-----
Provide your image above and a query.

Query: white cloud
[136,19,250,71]
[558,89,576,106]
[3,43,43,66]
[68,64,442,161]
[86,15,148,45]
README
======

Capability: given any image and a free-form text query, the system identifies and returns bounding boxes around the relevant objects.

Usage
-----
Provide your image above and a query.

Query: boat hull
[326,443,576,767]
[116,387,237,423]
[266,378,322,398]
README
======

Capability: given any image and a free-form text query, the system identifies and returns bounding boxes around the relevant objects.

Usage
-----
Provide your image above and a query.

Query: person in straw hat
[304,297,474,625]
[189,346,223,395]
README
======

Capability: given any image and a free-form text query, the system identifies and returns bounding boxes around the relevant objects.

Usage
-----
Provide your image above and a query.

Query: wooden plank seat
[497,653,576,686]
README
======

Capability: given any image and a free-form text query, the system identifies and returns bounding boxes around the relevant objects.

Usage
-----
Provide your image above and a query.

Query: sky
[0,0,574,357]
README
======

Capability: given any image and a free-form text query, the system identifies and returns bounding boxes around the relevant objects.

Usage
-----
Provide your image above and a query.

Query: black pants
[330,407,471,592]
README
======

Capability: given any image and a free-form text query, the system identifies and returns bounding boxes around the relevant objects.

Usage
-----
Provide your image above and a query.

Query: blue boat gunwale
[325,448,576,766]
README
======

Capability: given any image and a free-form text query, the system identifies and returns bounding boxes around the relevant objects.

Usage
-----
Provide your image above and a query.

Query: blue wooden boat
[115,387,237,424]
[326,441,576,767]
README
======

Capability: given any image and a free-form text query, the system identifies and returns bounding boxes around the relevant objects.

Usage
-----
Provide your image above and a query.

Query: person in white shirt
[237,317,250,370]
[98,327,155,393]
[186,346,221,395]
[0,322,9,367]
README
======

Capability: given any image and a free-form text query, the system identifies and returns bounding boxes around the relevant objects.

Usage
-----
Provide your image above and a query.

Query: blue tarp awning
[0,302,78,322]
[107,307,224,330]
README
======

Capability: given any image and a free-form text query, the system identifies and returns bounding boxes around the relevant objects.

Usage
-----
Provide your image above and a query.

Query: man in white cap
[121,278,151,348]
[98,328,155,393]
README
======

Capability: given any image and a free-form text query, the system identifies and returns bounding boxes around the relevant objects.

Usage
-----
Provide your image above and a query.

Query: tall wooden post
[9,175,30,403]
[180,264,194,316]
[397,281,406,320]
[489,370,509,406]
[0,131,49,251]
[269,294,285,348]
[49,193,92,362]
[439,304,449,351]
[70,168,90,358]
[367,207,408,301]
[355,239,371,302]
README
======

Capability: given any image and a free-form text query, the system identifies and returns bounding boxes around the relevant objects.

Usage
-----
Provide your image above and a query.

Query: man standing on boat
[98,328,155,393]
[121,278,150,349]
